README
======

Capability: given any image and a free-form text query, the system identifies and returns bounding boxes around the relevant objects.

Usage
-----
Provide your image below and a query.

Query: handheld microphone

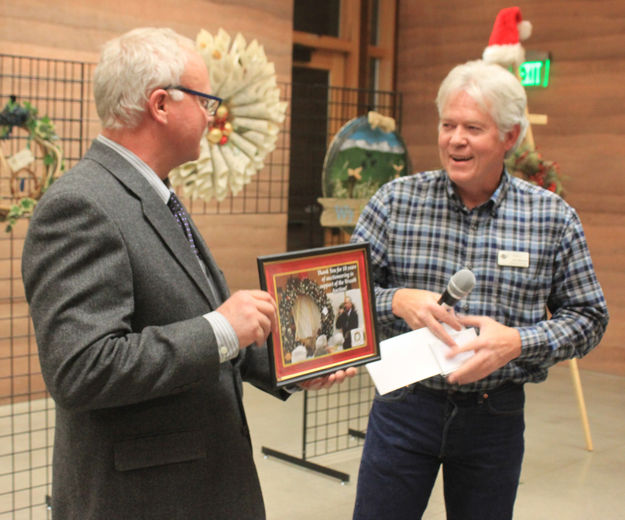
[437,269,476,307]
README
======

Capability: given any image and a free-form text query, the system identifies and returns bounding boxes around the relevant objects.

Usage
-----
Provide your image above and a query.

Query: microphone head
[447,269,476,300]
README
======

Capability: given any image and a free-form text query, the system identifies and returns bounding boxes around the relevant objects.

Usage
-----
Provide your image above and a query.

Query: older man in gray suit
[22,27,353,520]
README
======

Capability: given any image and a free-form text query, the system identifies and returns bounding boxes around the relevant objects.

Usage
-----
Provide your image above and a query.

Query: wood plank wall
[1,1,294,406]
[0,0,293,83]
[2,0,624,376]
[396,1,625,376]
[0,0,293,291]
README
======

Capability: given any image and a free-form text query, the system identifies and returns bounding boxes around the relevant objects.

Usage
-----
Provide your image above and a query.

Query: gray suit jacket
[22,140,286,519]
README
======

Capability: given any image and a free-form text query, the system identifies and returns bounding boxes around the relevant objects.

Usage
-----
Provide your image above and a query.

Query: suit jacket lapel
[85,141,220,309]
[188,221,229,302]
[143,195,221,309]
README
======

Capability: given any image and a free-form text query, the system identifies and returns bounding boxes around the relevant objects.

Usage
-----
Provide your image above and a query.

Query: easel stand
[514,65,593,452]
[569,359,593,451]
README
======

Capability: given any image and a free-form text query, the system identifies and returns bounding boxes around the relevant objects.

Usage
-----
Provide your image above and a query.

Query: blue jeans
[353,382,525,520]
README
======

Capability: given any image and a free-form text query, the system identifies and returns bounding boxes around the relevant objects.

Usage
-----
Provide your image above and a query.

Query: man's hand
[392,288,463,347]
[217,290,277,349]
[297,367,358,391]
[445,315,522,385]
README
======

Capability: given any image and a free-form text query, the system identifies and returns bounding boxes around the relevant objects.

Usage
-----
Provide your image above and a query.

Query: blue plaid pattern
[352,169,609,391]
[168,191,199,258]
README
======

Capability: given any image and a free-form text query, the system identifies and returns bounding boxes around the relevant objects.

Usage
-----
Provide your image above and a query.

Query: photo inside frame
[258,244,380,386]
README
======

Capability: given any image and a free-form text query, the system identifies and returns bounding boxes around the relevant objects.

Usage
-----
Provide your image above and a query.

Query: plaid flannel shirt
[352,169,609,392]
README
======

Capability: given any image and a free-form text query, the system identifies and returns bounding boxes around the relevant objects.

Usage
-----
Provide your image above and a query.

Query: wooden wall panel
[0,0,292,292]
[193,214,287,291]
[1,1,292,404]
[0,0,293,81]
[396,1,625,376]
[3,0,623,376]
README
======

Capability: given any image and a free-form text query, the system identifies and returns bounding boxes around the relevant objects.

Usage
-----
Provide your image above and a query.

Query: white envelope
[366,325,476,395]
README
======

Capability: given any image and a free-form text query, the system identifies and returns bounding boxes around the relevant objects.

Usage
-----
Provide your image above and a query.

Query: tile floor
[2,364,623,519]
[244,364,625,519]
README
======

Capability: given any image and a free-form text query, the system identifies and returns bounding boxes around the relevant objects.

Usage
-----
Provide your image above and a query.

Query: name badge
[498,250,529,268]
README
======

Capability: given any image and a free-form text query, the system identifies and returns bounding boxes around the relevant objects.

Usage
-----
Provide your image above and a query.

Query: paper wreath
[169,29,288,202]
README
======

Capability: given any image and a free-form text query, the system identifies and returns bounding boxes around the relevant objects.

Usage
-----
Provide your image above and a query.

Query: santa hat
[482,6,532,67]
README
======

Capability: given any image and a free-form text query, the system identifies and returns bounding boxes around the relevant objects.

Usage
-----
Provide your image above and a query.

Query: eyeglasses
[163,85,222,116]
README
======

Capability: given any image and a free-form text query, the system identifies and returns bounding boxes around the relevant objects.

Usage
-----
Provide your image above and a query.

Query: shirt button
[220,346,228,356]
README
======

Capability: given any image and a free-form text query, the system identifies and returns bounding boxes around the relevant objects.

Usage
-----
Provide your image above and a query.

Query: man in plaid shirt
[352,60,609,520]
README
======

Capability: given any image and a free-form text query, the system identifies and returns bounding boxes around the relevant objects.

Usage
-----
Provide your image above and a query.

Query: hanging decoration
[0,97,64,232]
[318,111,411,230]
[483,7,565,197]
[169,29,288,202]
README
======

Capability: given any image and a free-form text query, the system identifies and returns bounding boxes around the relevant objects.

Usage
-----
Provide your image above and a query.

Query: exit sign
[519,60,550,87]
[518,51,551,88]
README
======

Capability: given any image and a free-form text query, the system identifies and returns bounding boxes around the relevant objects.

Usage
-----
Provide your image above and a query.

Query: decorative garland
[0,97,64,231]
[277,277,335,356]
[505,143,565,196]
[169,28,288,202]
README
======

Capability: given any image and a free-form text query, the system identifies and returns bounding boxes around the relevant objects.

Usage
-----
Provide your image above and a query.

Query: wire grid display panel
[0,52,293,517]
[0,53,97,520]
[326,84,402,150]
[303,370,375,459]
[0,221,55,520]
[0,52,290,519]
[0,54,290,219]
[299,86,401,461]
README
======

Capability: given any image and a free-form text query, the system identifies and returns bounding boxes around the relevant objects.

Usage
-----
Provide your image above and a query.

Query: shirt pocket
[495,265,550,326]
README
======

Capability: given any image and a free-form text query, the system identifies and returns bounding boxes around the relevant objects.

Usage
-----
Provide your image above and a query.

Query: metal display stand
[262,370,374,483]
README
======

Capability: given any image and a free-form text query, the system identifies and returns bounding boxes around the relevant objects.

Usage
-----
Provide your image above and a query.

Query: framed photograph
[258,242,380,387]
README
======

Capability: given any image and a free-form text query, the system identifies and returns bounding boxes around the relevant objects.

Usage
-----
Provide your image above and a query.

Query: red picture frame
[258,243,380,387]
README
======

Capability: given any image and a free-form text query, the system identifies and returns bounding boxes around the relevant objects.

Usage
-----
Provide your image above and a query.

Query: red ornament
[208,104,231,146]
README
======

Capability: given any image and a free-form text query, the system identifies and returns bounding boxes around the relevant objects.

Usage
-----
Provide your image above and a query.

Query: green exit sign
[519,60,550,87]
[518,51,551,88]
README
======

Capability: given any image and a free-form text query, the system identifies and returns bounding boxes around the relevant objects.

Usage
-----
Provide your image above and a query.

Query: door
[287,67,329,251]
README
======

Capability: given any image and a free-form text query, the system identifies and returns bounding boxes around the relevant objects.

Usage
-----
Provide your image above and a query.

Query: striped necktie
[166,190,221,306]
[167,191,199,257]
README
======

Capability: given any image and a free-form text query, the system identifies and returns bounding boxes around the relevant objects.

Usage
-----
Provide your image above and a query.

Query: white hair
[93,27,196,129]
[435,60,528,155]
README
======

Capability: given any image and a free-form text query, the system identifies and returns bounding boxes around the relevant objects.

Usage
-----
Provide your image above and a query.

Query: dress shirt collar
[445,168,511,216]
[96,135,171,203]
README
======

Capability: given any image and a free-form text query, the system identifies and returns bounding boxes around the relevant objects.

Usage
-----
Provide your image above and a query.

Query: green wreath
[0,97,64,231]
[278,277,335,356]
